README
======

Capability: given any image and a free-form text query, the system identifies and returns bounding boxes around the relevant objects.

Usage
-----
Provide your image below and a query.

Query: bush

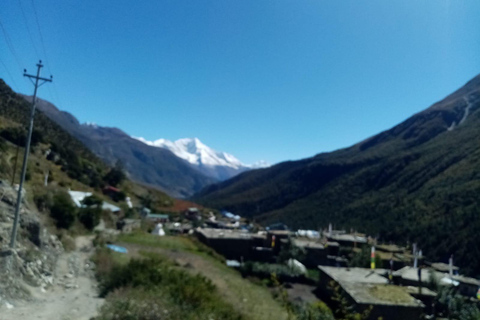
[294,301,334,320]
[103,162,126,187]
[277,237,306,263]
[240,262,305,283]
[34,193,53,212]
[97,256,244,320]
[82,195,102,207]
[78,206,102,230]
[50,191,76,229]
[111,190,126,202]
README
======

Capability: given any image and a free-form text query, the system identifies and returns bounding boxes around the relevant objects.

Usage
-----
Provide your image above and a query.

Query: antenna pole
[9,60,52,248]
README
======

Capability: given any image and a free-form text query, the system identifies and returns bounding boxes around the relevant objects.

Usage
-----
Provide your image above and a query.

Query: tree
[50,192,76,229]
[79,195,103,230]
[78,206,102,230]
[82,195,102,207]
[104,161,126,187]
[277,237,306,263]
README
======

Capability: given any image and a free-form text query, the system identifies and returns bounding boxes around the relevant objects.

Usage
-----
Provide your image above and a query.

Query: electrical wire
[17,0,41,59]
[0,20,24,71]
[30,0,49,68]
[29,0,64,108]
[0,57,20,90]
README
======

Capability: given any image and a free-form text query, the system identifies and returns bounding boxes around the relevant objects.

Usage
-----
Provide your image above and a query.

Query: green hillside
[194,74,480,276]
[0,79,188,219]
[0,79,108,187]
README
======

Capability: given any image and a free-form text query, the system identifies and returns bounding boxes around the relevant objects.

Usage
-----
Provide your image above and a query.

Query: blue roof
[107,244,128,254]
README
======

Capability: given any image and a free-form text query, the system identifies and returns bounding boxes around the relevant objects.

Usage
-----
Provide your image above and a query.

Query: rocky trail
[1,236,104,320]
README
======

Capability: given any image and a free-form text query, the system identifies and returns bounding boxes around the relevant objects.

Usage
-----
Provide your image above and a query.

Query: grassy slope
[115,233,290,320]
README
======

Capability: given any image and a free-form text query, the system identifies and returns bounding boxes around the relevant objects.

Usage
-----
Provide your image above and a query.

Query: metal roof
[319,266,388,284]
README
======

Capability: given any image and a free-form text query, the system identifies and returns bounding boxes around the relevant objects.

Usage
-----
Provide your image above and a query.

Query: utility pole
[11,144,20,185]
[9,60,52,249]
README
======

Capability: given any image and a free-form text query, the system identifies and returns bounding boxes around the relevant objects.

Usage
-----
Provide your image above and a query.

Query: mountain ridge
[194,73,480,276]
[19,94,216,198]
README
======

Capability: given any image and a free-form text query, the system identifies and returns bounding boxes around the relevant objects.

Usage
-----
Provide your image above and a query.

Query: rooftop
[376,244,405,253]
[404,286,437,297]
[451,274,480,286]
[267,230,291,236]
[68,190,92,207]
[68,190,120,212]
[101,202,121,212]
[293,239,325,249]
[145,213,170,219]
[197,228,253,240]
[293,238,339,249]
[430,262,460,273]
[327,233,367,243]
[393,267,446,283]
[319,266,388,284]
[342,283,424,307]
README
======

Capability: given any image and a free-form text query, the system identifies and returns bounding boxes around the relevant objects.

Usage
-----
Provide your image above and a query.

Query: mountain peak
[134,136,270,180]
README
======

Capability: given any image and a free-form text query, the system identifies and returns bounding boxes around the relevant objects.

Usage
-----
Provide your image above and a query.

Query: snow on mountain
[135,137,270,180]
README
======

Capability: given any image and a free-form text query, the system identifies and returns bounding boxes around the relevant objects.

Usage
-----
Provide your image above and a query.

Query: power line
[0,20,23,70]
[0,57,20,90]
[51,82,64,108]
[30,0,50,69]
[17,0,41,58]
[28,0,64,109]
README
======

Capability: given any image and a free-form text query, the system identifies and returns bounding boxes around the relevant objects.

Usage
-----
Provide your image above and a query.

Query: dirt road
[1,236,104,320]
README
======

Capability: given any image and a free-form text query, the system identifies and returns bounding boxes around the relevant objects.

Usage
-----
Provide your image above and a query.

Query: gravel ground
[1,236,104,320]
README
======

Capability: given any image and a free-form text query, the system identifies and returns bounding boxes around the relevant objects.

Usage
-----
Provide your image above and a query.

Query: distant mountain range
[17,94,265,198]
[135,137,269,181]
[194,73,480,276]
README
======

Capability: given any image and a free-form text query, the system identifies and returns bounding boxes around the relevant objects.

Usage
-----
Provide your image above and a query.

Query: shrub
[294,301,334,320]
[103,162,126,187]
[78,206,102,230]
[240,262,304,283]
[97,256,244,320]
[50,191,76,229]
[82,195,102,207]
[34,193,53,212]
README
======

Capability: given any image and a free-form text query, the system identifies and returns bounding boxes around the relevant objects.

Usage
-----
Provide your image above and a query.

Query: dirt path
[1,236,104,320]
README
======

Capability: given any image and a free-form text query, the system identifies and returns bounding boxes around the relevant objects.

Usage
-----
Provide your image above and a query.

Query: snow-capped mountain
[135,137,270,180]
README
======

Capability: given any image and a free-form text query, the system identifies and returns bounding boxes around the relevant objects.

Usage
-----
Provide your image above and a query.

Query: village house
[373,244,420,270]
[68,190,121,213]
[393,265,480,299]
[196,228,260,260]
[318,266,425,320]
[292,238,339,268]
[117,218,141,233]
[140,208,169,223]
[185,207,201,220]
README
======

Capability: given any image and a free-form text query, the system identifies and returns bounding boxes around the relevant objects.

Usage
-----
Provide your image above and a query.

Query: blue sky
[1,0,479,164]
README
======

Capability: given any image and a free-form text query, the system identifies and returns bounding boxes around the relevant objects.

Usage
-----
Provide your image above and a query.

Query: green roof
[146,213,169,219]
